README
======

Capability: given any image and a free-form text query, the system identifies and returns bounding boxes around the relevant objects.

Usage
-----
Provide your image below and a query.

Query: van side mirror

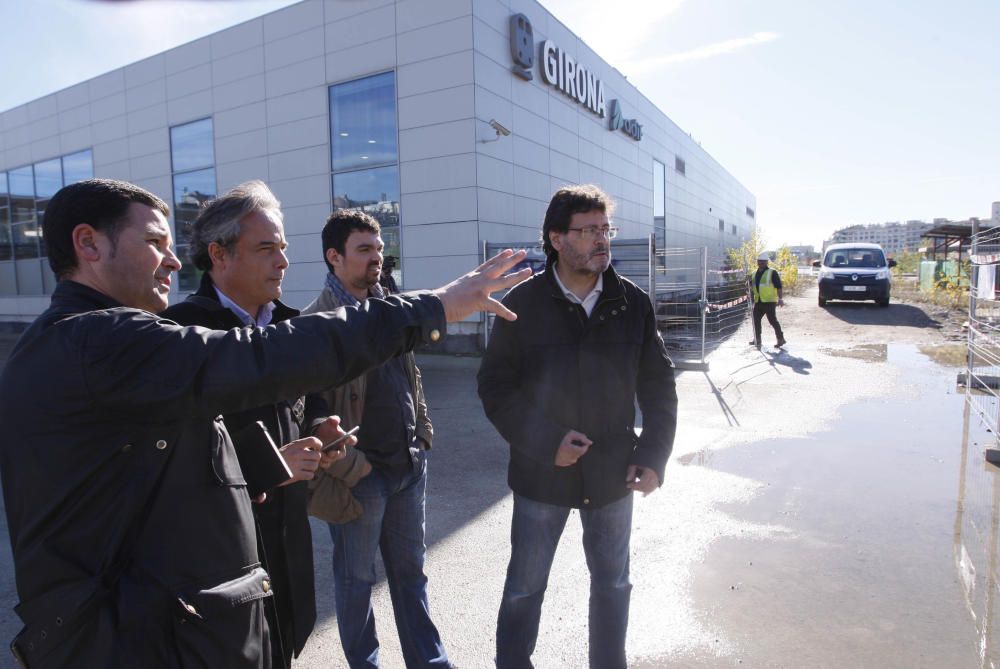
[888,259,897,268]
[811,260,821,268]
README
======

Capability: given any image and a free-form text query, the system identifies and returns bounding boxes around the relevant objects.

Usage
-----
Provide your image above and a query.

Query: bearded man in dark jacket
[478,184,678,669]
[0,178,529,668]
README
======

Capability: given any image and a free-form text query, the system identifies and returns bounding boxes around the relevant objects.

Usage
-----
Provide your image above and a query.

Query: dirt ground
[781,276,967,346]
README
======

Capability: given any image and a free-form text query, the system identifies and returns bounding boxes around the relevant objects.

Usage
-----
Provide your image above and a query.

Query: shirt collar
[213,286,276,327]
[552,263,603,305]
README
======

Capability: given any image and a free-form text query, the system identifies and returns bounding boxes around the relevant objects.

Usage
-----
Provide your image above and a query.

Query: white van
[814,242,897,307]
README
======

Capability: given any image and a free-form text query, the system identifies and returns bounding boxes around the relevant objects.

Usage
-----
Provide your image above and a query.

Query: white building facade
[826,220,933,256]
[0,0,756,337]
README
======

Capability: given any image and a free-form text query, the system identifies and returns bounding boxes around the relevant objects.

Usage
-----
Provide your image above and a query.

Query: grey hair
[189,180,283,271]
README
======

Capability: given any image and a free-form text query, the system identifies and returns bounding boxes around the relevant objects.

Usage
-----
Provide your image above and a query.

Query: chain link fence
[482,236,750,369]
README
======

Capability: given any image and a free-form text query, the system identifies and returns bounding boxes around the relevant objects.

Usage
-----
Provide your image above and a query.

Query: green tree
[773,246,799,294]
[891,250,922,276]
[725,228,766,276]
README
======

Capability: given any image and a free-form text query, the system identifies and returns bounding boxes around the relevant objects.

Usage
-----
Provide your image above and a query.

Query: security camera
[489,119,511,137]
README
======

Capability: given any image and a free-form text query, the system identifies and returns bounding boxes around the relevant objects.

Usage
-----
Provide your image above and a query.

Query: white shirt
[214,286,276,327]
[552,264,604,317]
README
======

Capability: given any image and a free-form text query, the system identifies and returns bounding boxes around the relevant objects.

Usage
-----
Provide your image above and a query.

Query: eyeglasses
[565,226,619,240]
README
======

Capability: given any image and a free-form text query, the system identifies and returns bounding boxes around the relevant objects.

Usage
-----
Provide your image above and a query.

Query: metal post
[482,239,490,350]
[970,219,979,377]
[647,233,655,308]
[700,246,708,365]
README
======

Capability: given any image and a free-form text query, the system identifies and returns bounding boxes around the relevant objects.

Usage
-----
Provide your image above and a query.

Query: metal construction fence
[482,236,751,369]
[966,222,1000,438]
[652,247,750,368]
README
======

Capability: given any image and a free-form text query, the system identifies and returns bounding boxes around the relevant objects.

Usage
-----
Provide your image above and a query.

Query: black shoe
[749,340,759,346]
[775,337,786,348]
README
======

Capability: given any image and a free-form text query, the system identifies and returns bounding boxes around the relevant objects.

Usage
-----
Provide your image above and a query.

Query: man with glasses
[477,184,678,669]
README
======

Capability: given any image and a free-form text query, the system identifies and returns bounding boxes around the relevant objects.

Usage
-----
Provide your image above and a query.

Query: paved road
[0,285,987,667]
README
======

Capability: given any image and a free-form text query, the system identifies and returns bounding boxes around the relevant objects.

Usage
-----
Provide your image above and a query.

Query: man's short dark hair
[43,178,170,279]
[541,184,614,258]
[321,209,381,274]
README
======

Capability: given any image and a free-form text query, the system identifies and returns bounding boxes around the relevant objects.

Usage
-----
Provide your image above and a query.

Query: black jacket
[161,273,316,667]
[0,279,445,668]
[478,260,678,509]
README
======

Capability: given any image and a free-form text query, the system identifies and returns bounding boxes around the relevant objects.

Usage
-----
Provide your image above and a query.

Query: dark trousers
[752,301,784,344]
[496,493,633,669]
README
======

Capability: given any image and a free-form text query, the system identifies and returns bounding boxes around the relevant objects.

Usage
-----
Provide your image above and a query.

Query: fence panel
[481,238,751,367]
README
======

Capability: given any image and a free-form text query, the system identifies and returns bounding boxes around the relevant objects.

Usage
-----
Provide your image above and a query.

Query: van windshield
[823,248,886,269]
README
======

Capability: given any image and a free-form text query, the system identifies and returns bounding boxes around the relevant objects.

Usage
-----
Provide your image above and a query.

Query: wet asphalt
[0,286,991,668]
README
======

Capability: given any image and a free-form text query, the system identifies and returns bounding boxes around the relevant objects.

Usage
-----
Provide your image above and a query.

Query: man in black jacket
[162,181,340,668]
[478,185,678,669]
[0,178,529,668]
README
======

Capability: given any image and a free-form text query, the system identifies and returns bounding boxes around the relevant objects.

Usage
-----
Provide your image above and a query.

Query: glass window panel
[332,166,400,230]
[36,202,49,257]
[13,223,40,259]
[653,160,665,217]
[10,195,35,227]
[62,149,94,184]
[42,263,57,295]
[9,166,34,198]
[34,158,62,199]
[0,172,7,202]
[172,167,215,293]
[172,168,216,245]
[332,166,401,281]
[331,72,398,172]
[171,119,215,172]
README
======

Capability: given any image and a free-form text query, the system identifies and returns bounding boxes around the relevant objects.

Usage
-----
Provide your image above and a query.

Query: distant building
[826,220,933,256]
[786,245,819,262]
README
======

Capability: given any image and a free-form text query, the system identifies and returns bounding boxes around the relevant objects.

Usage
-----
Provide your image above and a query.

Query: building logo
[509,13,606,118]
[608,99,642,141]
[509,14,534,80]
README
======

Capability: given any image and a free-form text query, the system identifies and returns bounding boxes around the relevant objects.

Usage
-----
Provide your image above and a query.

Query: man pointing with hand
[0,177,528,668]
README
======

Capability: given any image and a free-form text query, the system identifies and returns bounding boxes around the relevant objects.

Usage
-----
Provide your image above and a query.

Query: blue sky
[1,0,997,249]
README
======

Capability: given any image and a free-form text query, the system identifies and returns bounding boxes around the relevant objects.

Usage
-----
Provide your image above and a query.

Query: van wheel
[818,297,827,307]
[877,297,889,307]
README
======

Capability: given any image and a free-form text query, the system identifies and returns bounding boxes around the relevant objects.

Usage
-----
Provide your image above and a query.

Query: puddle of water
[818,343,887,362]
[918,343,968,368]
[672,345,987,667]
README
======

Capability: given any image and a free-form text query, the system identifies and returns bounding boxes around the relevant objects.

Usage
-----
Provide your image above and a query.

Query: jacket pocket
[169,568,273,668]
[210,416,247,487]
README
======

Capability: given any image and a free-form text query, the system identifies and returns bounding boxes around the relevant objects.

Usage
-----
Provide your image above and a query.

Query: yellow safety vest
[752,268,779,303]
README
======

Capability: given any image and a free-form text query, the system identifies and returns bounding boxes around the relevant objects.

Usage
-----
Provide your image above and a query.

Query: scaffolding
[966,219,1000,440]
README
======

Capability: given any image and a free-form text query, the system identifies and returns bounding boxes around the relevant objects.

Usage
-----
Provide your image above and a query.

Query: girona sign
[509,13,642,141]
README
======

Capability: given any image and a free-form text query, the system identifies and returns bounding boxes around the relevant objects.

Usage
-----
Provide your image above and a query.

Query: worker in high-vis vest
[749,251,787,349]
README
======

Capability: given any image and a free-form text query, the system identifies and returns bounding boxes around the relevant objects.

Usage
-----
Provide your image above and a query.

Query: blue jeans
[496,493,633,669]
[328,452,450,669]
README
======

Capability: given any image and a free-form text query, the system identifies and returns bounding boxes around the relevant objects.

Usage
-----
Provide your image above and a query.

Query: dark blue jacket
[478,260,677,509]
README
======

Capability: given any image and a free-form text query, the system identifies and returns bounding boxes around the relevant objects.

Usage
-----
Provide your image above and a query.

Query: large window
[330,72,402,286]
[0,150,93,295]
[653,159,666,267]
[170,118,216,293]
